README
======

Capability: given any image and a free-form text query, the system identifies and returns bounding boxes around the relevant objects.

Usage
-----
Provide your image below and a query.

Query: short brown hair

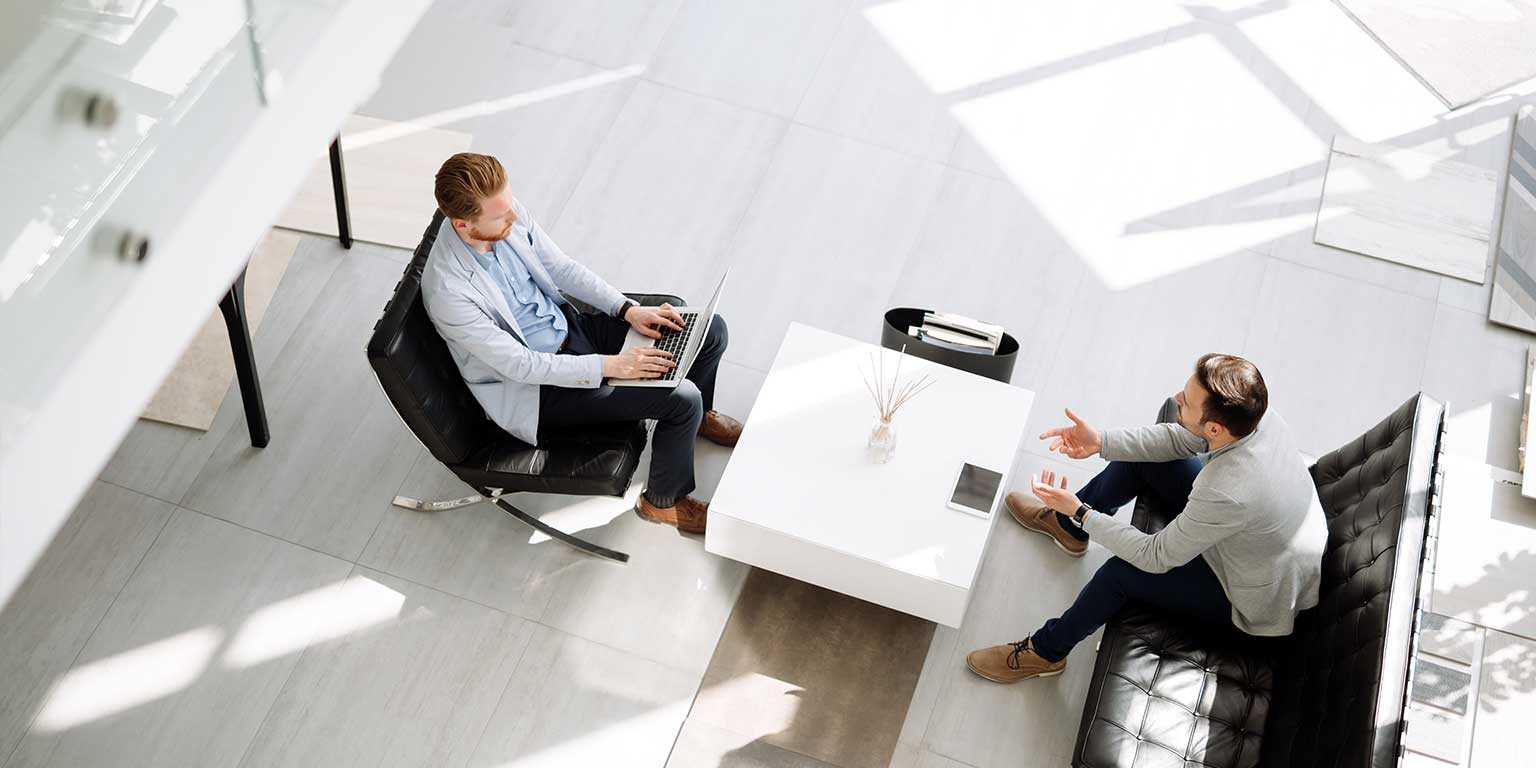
[1193,353,1267,438]
[434,153,506,221]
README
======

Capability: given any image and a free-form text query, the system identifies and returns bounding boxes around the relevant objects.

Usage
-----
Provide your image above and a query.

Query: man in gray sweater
[966,353,1327,683]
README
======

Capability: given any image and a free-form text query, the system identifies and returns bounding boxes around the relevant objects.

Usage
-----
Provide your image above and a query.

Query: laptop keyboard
[651,312,699,381]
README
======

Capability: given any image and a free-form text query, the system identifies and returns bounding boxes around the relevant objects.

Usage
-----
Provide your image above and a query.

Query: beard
[468,222,512,242]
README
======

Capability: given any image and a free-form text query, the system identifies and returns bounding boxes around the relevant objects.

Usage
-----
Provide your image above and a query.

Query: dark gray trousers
[538,305,728,507]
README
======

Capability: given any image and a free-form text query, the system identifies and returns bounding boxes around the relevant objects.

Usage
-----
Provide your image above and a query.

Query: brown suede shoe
[636,495,708,535]
[698,410,742,447]
[1006,491,1087,558]
[965,637,1065,683]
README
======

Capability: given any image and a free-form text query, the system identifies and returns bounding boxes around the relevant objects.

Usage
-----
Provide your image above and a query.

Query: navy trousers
[1028,455,1235,662]
[539,306,728,507]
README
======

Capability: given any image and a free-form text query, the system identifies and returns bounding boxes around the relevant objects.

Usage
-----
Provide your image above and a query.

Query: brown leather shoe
[636,495,708,535]
[965,637,1065,683]
[1006,491,1087,558]
[698,410,742,447]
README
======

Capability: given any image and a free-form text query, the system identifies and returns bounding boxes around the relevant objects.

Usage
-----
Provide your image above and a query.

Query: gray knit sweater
[1081,410,1327,636]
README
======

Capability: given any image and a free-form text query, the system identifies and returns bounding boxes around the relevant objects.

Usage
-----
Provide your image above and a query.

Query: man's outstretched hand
[626,303,685,339]
[1040,408,1102,459]
[1031,470,1082,515]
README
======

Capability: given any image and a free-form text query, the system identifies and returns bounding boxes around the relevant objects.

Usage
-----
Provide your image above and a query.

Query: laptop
[609,270,728,388]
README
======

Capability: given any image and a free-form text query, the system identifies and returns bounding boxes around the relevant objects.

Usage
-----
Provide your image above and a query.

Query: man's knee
[706,313,728,350]
[664,380,704,421]
[1088,557,1136,592]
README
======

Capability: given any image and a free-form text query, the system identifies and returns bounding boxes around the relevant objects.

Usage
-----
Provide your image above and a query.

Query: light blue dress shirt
[471,237,568,353]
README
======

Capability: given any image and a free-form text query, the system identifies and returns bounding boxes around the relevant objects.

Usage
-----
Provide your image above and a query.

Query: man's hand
[602,347,675,379]
[1040,408,1102,459]
[625,303,685,339]
[1031,470,1082,515]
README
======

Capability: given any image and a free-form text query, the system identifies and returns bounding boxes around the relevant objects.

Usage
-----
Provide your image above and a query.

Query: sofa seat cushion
[449,420,647,497]
[1078,606,1275,768]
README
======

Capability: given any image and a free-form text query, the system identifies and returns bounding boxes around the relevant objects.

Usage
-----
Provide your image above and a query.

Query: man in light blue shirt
[421,153,741,535]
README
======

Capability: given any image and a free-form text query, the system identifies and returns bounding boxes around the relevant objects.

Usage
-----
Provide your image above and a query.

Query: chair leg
[490,497,630,564]
[392,494,483,511]
[391,491,630,563]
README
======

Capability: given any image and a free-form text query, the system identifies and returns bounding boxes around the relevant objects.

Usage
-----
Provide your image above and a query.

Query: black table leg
[329,134,353,249]
[219,266,270,448]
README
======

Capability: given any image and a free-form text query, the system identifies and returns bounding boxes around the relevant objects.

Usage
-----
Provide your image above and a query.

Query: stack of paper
[906,311,1004,354]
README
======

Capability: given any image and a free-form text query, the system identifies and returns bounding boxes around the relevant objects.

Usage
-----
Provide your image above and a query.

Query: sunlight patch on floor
[223,575,405,668]
[36,626,223,732]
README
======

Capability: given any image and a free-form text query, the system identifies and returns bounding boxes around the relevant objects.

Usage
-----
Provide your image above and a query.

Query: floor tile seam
[0,498,178,768]
[1268,249,1452,305]
[137,238,350,505]
[175,505,357,566]
[673,712,848,768]
[1413,300,1447,402]
[525,614,712,681]
[664,563,752,741]
[451,584,542,768]
[228,564,360,768]
[173,259,384,508]
[635,72,958,172]
[353,450,427,567]
[308,407,422,569]
[543,61,650,231]
[997,257,1091,398]
[494,37,644,75]
[1254,250,1442,382]
[1097,200,1461,309]
[96,476,182,508]
[633,74,959,171]
[721,355,770,376]
[1237,255,1281,358]
[917,743,983,768]
[348,559,536,619]
[205,248,419,443]
[784,0,862,126]
[697,104,794,300]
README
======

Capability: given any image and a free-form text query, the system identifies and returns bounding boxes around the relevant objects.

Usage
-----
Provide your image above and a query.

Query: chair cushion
[450,420,648,496]
[1075,606,1275,768]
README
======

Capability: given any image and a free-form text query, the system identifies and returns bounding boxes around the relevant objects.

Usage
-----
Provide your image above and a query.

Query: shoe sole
[1011,508,1087,559]
[965,658,1065,684]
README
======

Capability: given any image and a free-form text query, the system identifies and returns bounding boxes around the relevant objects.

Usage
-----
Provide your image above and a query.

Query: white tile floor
[5,0,1536,766]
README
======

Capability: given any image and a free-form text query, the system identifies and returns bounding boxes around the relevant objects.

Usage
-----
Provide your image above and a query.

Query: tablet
[947,463,1005,519]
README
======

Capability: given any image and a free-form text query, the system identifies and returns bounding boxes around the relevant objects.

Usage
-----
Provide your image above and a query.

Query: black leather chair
[1072,393,1444,768]
[364,211,683,563]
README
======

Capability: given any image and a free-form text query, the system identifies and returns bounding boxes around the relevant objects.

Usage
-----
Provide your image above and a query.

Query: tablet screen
[951,463,1004,515]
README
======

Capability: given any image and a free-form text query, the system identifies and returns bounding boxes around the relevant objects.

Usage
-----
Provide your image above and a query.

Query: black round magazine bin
[880,307,1018,383]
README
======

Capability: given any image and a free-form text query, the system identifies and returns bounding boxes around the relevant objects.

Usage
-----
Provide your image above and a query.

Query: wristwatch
[616,299,638,321]
[1072,503,1093,525]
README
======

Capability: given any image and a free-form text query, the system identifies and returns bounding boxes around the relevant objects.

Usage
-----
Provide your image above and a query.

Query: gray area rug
[677,568,935,768]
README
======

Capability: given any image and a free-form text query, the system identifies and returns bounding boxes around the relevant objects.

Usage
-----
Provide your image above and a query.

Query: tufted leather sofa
[365,211,683,559]
[1071,394,1444,768]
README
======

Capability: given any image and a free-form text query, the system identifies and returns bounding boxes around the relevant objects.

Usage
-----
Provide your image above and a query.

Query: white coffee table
[707,323,1035,627]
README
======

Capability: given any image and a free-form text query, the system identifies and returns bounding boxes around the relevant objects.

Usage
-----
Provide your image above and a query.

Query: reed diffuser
[860,345,935,463]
